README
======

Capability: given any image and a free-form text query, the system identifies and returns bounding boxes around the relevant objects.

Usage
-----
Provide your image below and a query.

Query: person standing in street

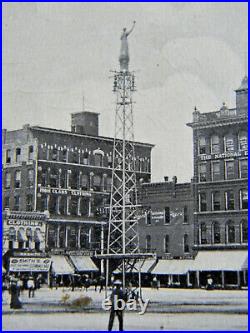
[9,276,22,309]
[27,276,35,298]
[108,280,127,331]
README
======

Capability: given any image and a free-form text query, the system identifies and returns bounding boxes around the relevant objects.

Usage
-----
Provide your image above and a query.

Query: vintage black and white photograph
[2,2,248,331]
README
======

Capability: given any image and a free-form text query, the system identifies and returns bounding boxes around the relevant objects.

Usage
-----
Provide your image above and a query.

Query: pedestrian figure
[206,274,213,290]
[99,275,105,293]
[17,278,23,297]
[93,278,98,292]
[84,276,90,291]
[152,276,158,289]
[108,279,127,331]
[27,276,35,298]
[9,277,22,309]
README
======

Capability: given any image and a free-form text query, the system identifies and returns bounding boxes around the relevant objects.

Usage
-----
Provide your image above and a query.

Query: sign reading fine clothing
[9,257,51,272]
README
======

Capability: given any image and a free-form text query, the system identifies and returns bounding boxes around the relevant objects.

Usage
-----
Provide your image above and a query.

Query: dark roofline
[71,111,100,116]
[30,126,155,148]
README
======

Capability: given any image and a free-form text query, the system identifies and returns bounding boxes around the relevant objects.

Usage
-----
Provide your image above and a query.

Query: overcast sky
[2,2,248,182]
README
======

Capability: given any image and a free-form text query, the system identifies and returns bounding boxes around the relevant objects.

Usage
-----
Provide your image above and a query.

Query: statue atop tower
[119,21,136,71]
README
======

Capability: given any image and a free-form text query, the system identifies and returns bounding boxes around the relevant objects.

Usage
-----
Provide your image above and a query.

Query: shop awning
[130,259,157,273]
[51,255,74,275]
[69,256,98,272]
[191,250,248,272]
[152,259,194,275]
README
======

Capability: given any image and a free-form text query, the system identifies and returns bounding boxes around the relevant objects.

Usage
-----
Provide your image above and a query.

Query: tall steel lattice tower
[103,22,155,297]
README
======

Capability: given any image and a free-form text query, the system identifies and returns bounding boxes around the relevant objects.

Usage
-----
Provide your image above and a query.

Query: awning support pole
[196,271,200,288]
[237,271,241,289]
[221,270,225,289]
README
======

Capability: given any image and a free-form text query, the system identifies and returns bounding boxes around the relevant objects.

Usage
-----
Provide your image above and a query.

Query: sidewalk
[2,287,248,315]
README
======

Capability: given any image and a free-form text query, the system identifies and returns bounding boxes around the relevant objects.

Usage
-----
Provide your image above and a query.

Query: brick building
[186,76,248,287]
[138,177,194,259]
[2,111,153,275]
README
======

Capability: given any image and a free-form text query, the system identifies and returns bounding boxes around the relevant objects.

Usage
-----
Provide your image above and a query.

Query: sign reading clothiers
[9,257,51,272]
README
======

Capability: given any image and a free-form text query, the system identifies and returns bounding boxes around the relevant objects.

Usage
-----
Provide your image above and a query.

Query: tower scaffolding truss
[99,23,155,299]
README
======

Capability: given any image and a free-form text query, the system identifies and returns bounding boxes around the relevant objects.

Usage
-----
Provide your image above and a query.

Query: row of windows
[39,146,150,173]
[39,169,112,192]
[198,220,248,245]
[4,169,34,189]
[198,132,247,155]
[198,159,248,182]
[145,234,190,253]
[4,194,34,211]
[145,207,189,225]
[47,225,94,250]
[199,189,248,212]
[38,194,107,218]
[5,146,34,164]
[7,227,43,251]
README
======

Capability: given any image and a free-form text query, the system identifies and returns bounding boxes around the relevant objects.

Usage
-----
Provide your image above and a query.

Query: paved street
[3,312,248,331]
[2,287,248,330]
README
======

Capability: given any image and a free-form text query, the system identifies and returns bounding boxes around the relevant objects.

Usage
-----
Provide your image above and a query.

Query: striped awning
[152,259,193,275]
[191,250,248,272]
[69,256,98,272]
[51,255,74,275]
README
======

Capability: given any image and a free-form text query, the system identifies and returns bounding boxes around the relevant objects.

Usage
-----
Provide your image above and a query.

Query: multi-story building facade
[186,76,248,287]
[138,177,194,259]
[2,111,153,275]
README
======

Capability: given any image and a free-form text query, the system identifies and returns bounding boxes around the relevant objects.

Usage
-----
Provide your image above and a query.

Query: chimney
[71,111,99,136]
[164,176,169,182]
[172,176,177,184]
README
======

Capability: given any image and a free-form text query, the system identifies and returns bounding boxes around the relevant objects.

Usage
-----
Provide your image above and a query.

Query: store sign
[39,187,92,197]
[7,220,43,227]
[9,257,51,272]
[151,211,164,222]
[170,208,184,222]
[199,150,247,161]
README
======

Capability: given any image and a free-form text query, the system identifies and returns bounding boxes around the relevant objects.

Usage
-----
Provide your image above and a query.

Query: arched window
[164,235,169,253]
[240,220,248,243]
[238,131,248,151]
[93,175,102,192]
[183,234,189,253]
[211,135,220,154]
[26,228,32,248]
[226,220,235,243]
[9,227,16,241]
[224,134,234,152]
[146,235,151,251]
[200,223,207,244]
[198,136,206,154]
[83,152,89,165]
[8,227,16,250]
[212,221,220,244]
[17,227,27,249]
[94,153,103,167]
[81,174,89,190]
